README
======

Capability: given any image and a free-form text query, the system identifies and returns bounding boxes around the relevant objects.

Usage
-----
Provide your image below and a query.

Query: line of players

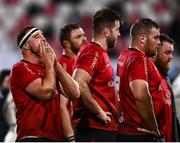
[8,8,179,142]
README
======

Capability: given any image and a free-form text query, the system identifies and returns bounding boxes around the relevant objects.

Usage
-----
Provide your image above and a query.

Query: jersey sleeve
[128,56,148,82]
[75,48,100,77]
[13,63,39,89]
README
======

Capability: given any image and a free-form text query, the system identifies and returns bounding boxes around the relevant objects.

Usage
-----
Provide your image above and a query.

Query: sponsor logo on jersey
[90,51,99,69]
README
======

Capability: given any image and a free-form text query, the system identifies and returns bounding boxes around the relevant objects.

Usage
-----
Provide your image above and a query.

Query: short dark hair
[130,18,159,39]
[160,33,174,45]
[17,26,35,49]
[59,24,80,47]
[93,8,121,36]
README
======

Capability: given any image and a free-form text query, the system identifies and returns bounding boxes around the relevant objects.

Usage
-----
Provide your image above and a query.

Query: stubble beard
[144,41,156,57]
[155,57,170,75]
[107,37,116,49]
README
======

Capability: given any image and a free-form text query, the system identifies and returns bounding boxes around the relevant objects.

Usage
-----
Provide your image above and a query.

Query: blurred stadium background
[0,0,180,81]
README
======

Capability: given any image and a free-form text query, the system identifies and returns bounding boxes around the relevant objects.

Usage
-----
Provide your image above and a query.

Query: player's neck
[64,49,76,60]
[130,43,145,55]
[93,37,107,51]
[22,53,41,64]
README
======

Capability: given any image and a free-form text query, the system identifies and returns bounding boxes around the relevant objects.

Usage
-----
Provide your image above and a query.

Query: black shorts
[74,126,117,142]
[16,137,56,142]
[116,133,158,142]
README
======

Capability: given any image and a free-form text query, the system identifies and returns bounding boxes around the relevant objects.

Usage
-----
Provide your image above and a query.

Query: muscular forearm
[55,63,80,99]
[73,68,111,124]
[41,65,56,98]
[135,94,159,132]
[130,80,160,134]
[61,108,74,138]
[43,65,56,88]
[79,81,104,117]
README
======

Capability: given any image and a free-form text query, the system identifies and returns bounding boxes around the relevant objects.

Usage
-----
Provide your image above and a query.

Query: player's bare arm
[73,68,112,124]
[130,79,161,137]
[55,62,80,99]
[25,41,56,100]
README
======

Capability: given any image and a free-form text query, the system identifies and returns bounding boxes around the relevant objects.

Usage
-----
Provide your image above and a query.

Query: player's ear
[104,28,110,37]
[23,43,30,50]
[139,33,146,45]
[63,40,71,48]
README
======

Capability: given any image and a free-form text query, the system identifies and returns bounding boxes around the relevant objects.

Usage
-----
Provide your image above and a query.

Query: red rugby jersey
[58,55,75,76]
[58,55,75,125]
[73,42,118,131]
[10,61,63,141]
[117,48,166,136]
[159,74,173,142]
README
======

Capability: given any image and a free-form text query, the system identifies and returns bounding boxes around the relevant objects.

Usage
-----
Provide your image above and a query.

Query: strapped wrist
[65,135,75,142]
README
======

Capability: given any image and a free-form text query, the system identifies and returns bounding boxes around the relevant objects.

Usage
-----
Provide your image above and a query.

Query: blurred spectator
[0,69,16,142]
[0,69,10,141]
[3,81,17,142]
[172,74,180,122]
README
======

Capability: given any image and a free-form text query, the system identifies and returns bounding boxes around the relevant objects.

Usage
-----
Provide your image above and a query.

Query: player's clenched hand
[137,127,164,141]
[97,111,112,124]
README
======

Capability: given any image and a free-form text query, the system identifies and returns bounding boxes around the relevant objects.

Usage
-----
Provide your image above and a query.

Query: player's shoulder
[79,42,102,56]
[12,61,24,70]
[59,55,74,66]
[120,49,145,60]
[58,55,70,62]
[130,49,147,60]
[12,61,38,75]
[11,61,27,76]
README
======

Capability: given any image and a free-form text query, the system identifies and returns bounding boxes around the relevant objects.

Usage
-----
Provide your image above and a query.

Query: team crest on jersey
[164,90,172,106]
[159,84,162,91]
[119,112,124,123]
